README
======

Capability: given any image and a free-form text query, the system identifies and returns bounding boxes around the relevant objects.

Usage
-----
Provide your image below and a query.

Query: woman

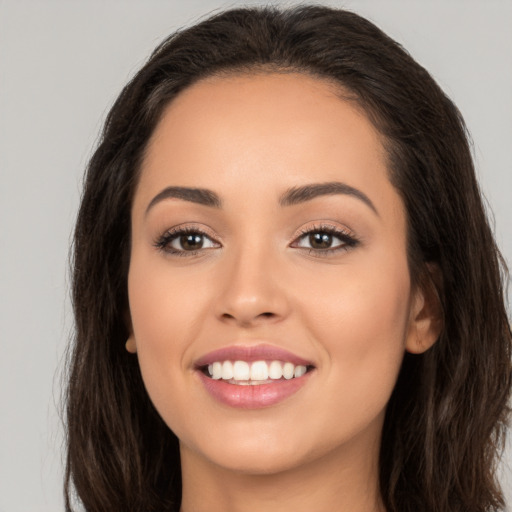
[65,5,512,511]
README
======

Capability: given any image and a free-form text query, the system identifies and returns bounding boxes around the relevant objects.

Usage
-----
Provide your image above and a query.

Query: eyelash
[153,223,359,257]
[292,224,359,257]
[153,226,219,257]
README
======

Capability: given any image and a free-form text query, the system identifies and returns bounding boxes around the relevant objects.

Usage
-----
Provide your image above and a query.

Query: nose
[215,243,291,328]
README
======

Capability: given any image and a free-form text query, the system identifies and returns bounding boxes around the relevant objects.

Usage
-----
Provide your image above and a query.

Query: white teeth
[222,361,234,380]
[282,362,295,380]
[269,360,283,380]
[212,361,222,380]
[206,360,310,382]
[294,365,307,378]
[250,361,268,380]
[233,360,250,380]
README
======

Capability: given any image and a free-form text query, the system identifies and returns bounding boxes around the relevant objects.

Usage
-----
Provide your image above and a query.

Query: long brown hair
[66,6,512,511]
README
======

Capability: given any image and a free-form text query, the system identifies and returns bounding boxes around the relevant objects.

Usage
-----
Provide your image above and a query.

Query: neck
[179,430,385,512]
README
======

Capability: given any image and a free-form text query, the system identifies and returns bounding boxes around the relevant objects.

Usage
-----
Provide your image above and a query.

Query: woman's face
[128,72,433,475]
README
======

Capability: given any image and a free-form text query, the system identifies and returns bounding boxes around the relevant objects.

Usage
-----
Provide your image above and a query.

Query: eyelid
[153,223,222,256]
[158,222,220,239]
[153,221,359,258]
[289,222,360,254]
[291,221,356,241]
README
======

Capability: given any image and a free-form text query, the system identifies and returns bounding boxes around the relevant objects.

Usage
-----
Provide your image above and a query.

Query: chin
[209,447,307,476]
[180,427,314,476]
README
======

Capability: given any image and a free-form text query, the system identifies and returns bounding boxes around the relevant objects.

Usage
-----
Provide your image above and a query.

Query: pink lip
[194,344,313,368]
[197,370,313,409]
[194,344,315,409]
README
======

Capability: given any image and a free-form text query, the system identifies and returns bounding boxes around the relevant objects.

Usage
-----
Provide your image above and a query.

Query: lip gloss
[197,370,313,409]
[195,344,315,409]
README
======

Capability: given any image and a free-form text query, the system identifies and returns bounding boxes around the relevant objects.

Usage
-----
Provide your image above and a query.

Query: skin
[127,73,439,512]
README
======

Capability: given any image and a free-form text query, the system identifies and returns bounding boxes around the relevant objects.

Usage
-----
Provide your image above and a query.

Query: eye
[299,232,338,250]
[170,232,216,251]
[292,225,358,254]
[154,227,220,255]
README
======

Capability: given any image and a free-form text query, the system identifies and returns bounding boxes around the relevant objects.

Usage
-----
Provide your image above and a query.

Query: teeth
[294,365,307,378]
[283,362,294,380]
[250,361,268,380]
[206,360,309,382]
[212,361,222,380]
[222,361,234,380]
[233,361,250,380]
[269,360,283,380]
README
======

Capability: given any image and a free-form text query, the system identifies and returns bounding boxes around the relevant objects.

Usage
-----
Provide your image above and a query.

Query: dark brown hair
[66,5,512,511]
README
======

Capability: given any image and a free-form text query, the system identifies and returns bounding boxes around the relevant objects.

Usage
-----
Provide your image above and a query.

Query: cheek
[128,245,213,347]
[127,253,205,409]
[299,250,412,408]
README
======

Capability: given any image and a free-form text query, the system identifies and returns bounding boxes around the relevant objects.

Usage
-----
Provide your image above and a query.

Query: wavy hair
[66,5,512,511]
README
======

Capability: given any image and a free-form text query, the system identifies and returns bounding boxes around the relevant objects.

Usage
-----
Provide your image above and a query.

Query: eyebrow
[279,181,379,215]
[146,186,222,215]
[145,181,378,216]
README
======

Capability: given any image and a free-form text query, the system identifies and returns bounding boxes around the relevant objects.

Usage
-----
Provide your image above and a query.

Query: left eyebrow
[145,186,222,216]
[279,181,379,216]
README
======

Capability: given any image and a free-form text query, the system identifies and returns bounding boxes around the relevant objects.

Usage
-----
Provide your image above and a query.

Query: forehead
[136,72,400,220]
[147,72,378,156]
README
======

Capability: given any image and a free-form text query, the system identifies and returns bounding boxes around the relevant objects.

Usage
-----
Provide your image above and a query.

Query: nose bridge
[217,236,289,325]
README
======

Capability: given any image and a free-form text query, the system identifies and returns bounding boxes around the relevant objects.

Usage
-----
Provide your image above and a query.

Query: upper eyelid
[161,223,220,240]
[289,223,360,252]
[153,224,221,254]
[292,222,356,240]
[160,223,353,239]
[154,222,359,251]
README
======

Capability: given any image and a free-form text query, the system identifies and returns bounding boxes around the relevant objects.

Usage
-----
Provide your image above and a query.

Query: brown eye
[179,233,204,251]
[293,226,358,254]
[308,232,333,249]
[157,229,219,254]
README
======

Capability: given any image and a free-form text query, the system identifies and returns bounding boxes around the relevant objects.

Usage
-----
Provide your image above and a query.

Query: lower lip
[197,371,313,409]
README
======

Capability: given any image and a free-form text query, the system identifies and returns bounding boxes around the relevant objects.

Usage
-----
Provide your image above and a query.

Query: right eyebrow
[145,186,222,216]
[279,181,379,216]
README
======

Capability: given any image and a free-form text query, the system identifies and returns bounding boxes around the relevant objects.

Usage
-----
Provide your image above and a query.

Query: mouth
[200,359,315,385]
[194,345,316,408]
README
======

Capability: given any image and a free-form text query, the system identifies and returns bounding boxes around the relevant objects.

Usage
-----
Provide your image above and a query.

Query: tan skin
[127,73,440,512]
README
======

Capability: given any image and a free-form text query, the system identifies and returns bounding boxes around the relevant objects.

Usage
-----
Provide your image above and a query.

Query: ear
[124,311,137,354]
[125,335,137,354]
[405,264,443,354]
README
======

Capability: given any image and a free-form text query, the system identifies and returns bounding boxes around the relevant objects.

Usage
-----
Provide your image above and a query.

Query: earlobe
[124,310,137,353]
[125,335,137,354]
[405,266,443,354]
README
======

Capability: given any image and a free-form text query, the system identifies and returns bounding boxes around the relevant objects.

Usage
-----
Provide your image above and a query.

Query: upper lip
[194,344,314,368]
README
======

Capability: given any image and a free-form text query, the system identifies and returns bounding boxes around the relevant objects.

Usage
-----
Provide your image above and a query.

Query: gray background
[1,1,511,511]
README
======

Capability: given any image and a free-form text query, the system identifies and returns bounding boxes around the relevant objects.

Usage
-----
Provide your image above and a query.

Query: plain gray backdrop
[1,1,511,511]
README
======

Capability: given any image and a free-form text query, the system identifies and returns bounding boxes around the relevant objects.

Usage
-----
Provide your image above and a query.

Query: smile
[195,345,315,408]
[205,360,310,384]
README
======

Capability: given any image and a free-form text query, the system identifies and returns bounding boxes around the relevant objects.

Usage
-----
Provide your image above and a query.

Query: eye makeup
[153,221,360,258]
[291,222,359,258]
